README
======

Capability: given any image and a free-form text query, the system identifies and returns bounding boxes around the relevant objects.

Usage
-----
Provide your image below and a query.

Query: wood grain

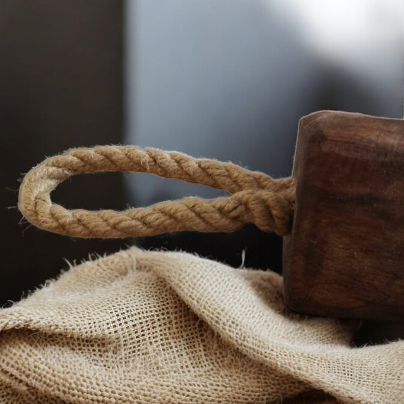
[283,111,404,322]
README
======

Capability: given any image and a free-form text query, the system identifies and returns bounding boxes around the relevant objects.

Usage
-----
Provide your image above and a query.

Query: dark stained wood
[283,111,404,322]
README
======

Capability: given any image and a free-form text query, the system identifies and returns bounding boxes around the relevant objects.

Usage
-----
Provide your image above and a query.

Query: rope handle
[18,145,296,238]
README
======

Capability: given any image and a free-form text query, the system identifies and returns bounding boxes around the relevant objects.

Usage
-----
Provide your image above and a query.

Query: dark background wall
[0,1,125,305]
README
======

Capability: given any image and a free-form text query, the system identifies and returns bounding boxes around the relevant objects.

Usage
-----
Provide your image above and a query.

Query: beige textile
[0,248,402,403]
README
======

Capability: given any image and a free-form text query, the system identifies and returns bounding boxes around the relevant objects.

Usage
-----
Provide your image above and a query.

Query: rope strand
[18,146,296,238]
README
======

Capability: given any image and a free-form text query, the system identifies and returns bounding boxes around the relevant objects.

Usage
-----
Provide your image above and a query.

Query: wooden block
[283,111,404,322]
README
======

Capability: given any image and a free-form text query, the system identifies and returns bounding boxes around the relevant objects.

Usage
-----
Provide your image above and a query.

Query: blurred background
[1,0,403,306]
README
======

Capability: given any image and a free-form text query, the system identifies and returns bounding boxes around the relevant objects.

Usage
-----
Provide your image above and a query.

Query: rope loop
[18,146,296,238]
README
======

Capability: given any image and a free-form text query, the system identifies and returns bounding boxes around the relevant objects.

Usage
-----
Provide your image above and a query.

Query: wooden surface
[283,111,404,322]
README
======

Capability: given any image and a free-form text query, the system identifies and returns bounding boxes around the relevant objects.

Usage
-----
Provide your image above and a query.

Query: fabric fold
[0,248,401,403]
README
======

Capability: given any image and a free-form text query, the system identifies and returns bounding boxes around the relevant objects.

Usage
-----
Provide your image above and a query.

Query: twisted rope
[18,146,296,238]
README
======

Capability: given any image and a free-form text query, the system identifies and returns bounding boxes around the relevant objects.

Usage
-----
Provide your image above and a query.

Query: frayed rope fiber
[18,145,296,238]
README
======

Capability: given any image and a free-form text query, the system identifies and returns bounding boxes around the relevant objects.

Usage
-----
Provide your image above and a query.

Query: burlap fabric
[0,248,402,403]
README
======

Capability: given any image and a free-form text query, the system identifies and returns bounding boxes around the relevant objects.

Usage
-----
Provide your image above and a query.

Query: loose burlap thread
[0,146,402,403]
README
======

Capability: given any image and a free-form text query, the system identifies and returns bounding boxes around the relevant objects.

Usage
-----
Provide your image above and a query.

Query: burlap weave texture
[0,248,402,403]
